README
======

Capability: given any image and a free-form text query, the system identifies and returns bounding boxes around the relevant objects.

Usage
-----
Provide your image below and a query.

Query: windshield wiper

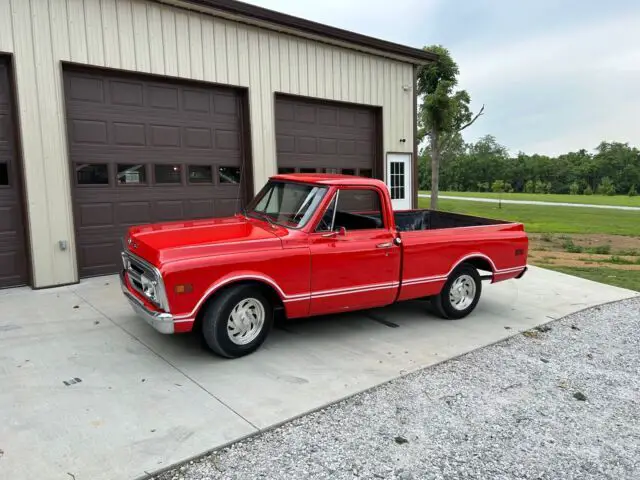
[249,210,276,228]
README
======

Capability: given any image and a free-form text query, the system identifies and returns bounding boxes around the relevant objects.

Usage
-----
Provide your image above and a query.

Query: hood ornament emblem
[127,237,137,249]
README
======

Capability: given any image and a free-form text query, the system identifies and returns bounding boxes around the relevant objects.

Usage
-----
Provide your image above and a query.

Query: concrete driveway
[0,267,636,480]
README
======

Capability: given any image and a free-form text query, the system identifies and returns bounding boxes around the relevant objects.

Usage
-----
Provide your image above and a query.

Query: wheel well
[461,257,494,274]
[192,280,285,332]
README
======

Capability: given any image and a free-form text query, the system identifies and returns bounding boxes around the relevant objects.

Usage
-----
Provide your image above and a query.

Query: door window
[389,161,405,200]
[320,188,384,231]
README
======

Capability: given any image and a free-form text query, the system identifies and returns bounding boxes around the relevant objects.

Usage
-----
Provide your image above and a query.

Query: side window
[331,189,384,231]
[316,194,338,232]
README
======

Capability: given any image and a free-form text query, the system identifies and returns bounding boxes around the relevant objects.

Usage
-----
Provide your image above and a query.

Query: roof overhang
[154,0,437,65]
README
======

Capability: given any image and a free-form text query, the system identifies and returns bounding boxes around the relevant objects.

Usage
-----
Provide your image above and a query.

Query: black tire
[431,264,482,320]
[201,284,273,358]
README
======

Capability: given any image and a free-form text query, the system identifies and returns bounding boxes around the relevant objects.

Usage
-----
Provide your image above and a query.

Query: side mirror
[321,226,347,238]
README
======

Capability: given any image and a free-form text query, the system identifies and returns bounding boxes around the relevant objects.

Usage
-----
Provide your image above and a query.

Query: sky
[245,0,640,156]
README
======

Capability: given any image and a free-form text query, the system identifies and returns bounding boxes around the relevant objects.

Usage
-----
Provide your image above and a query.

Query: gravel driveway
[155,297,640,480]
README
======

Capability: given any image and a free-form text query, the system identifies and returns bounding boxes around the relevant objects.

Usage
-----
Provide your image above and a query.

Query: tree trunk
[430,129,440,210]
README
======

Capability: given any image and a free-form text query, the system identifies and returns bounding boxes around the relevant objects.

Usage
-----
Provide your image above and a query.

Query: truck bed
[394,209,510,232]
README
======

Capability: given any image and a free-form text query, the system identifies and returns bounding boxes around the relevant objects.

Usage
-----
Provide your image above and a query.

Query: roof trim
[163,0,437,64]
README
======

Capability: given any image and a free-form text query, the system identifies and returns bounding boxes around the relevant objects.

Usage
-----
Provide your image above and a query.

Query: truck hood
[125,215,282,266]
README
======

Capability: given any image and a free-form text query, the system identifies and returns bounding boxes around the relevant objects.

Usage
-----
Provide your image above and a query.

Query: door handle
[376,242,393,249]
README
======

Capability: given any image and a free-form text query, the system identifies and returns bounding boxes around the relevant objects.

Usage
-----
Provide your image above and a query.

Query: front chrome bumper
[120,271,174,334]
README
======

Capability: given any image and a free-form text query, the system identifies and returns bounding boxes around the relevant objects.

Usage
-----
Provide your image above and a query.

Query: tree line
[418,135,640,196]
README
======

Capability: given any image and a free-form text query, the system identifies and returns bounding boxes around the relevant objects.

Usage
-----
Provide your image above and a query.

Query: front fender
[172,271,294,322]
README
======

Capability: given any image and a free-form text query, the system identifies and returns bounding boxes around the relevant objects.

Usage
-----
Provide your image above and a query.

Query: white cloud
[456,14,640,89]
[247,1,640,155]
[456,12,640,154]
[243,0,439,47]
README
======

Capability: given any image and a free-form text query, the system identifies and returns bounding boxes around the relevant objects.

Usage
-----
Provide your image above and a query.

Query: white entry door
[386,153,412,210]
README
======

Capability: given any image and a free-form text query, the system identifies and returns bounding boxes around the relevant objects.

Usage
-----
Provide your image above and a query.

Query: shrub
[563,239,583,253]
[596,177,616,196]
[569,182,580,195]
[583,185,593,195]
[629,185,637,197]
[534,180,546,194]
[524,180,535,193]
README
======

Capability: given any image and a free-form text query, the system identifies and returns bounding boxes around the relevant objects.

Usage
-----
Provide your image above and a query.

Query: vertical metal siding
[0,0,414,287]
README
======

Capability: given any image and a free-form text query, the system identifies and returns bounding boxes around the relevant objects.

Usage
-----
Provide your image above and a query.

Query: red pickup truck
[121,174,528,358]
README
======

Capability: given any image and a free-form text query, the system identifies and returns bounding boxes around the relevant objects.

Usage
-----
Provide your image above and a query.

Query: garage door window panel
[218,166,241,184]
[188,165,213,184]
[0,163,8,186]
[76,163,110,186]
[117,164,147,185]
[154,164,182,184]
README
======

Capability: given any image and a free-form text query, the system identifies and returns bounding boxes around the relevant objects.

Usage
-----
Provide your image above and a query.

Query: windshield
[248,181,327,228]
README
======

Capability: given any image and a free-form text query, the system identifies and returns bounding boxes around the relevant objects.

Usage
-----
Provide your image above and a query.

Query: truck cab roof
[271,173,387,189]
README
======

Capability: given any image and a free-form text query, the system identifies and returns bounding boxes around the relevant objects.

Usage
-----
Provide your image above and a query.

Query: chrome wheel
[227,298,265,345]
[449,274,476,311]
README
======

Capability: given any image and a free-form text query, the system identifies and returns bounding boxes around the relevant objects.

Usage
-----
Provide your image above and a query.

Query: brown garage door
[64,69,249,278]
[275,95,379,178]
[0,59,29,288]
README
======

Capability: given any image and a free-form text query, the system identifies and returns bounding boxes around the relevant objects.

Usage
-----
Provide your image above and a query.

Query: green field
[417,198,640,236]
[539,266,640,292]
[419,190,640,207]
[419,196,640,291]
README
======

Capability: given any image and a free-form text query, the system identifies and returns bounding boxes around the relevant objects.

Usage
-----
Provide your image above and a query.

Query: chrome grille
[123,251,157,305]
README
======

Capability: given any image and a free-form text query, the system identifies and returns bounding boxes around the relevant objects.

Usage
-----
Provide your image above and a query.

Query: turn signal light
[174,284,193,294]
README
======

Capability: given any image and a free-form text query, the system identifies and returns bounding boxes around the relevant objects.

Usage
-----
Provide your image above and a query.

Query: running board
[480,274,493,281]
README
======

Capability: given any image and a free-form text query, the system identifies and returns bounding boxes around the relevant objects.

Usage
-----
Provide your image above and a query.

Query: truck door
[309,186,401,316]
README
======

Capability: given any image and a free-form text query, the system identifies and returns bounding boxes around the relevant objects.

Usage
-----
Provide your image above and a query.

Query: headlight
[140,275,159,303]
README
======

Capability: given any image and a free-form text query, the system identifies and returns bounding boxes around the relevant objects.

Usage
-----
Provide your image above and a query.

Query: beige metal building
[0,0,434,289]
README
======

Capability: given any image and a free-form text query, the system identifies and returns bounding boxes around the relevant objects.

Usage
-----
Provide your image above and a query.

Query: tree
[629,185,637,197]
[417,45,484,210]
[491,180,506,194]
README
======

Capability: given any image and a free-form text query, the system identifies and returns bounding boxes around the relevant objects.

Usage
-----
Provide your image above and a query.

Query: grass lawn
[419,196,640,291]
[419,190,640,207]
[540,266,640,292]
[418,197,640,236]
